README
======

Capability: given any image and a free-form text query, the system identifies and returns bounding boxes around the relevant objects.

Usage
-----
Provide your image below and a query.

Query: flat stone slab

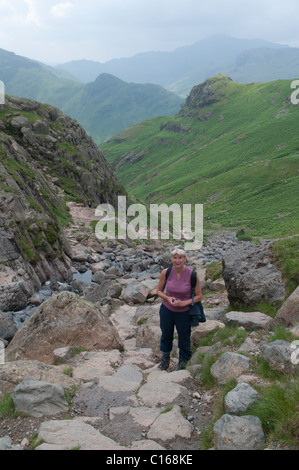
[109,405,161,428]
[138,379,185,407]
[99,365,143,392]
[36,419,126,450]
[72,350,122,382]
[122,347,156,370]
[224,311,272,330]
[147,369,191,383]
[110,305,138,341]
[148,405,193,442]
[137,369,191,407]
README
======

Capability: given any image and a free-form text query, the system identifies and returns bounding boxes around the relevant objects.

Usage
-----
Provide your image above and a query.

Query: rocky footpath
[0,214,298,451]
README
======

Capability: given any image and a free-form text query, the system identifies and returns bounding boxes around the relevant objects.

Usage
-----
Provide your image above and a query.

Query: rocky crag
[0,214,298,451]
[0,96,124,314]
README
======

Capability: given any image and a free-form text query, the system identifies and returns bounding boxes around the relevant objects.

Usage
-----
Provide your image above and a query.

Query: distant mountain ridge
[0,48,182,143]
[55,35,293,96]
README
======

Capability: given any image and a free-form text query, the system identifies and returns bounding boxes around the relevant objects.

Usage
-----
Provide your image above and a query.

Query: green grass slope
[62,74,183,144]
[102,74,299,238]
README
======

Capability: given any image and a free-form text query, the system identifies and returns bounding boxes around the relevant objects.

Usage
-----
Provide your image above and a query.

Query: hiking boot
[158,357,170,371]
[176,362,187,371]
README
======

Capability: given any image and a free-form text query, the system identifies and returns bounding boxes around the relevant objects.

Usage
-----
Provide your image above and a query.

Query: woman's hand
[171,299,190,308]
[168,296,176,306]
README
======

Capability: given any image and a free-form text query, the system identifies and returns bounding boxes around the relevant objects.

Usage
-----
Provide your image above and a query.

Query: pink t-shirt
[162,266,192,312]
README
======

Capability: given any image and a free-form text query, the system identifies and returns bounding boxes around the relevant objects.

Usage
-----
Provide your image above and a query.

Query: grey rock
[33,120,49,134]
[91,271,106,285]
[222,242,285,308]
[10,116,31,129]
[272,285,299,327]
[147,405,193,442]
[210,352,250,385]
[99,365,143,393]
[122,281,149,304]
[0,311,17,341]
[36,419,125,450]
[12,379,69,417]
[224,383,259,414]
[224,311,272,330]
[213,414,265,450]
[261,340,299,375]
[0,436,13,450]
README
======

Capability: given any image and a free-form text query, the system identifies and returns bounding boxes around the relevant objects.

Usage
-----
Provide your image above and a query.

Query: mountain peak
[183,74,233,111]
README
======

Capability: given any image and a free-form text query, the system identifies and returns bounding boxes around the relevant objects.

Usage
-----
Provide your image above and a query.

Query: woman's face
[171,254,186,269]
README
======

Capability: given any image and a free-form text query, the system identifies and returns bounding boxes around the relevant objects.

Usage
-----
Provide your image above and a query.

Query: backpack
[163,266,206,325]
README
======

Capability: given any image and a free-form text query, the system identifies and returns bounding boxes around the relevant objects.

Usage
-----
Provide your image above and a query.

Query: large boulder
[272,286,299,327]
[222,242,285,308]
[6,292,123,364]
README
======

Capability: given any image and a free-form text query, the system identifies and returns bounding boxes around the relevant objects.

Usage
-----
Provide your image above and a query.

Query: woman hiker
[156,246,202,371]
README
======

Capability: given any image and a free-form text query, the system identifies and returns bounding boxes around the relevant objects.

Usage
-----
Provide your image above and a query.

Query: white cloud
[0,0,15,18]
[24,0,43,26]
[51,2,74,19]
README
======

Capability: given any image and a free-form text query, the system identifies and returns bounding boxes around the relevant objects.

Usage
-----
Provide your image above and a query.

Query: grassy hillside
[102,75,299,238]
[62,74,183,144]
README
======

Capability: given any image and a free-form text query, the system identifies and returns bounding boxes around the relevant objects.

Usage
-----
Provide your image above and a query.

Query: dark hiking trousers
[159,303,192,364]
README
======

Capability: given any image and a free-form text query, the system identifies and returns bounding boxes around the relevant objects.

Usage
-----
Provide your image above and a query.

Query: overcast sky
[0,0,298,65]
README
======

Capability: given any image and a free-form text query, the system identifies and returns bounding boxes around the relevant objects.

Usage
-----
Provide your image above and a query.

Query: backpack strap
[163,266,172,291]
[191,270,197,289]
[191,270,197,305]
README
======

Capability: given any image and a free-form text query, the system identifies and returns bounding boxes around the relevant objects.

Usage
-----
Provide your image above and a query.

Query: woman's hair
[170,246,187,257]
